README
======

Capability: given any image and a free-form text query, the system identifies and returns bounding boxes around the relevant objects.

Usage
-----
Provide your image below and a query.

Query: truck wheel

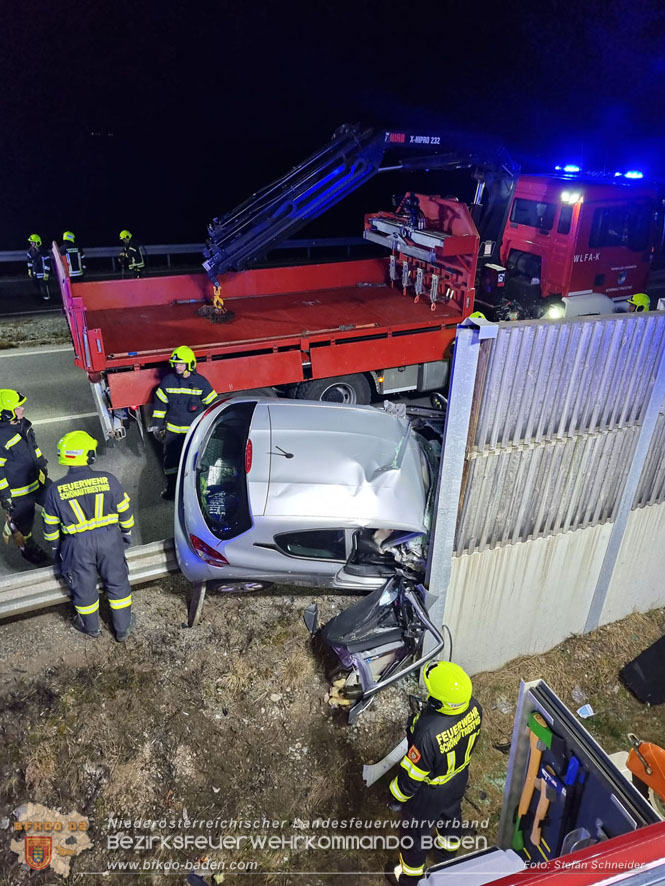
[295,374,372,405]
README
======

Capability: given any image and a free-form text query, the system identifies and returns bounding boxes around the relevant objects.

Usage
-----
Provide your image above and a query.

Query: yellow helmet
[0,389,26,421]
[119,229,132,240]
[423,661,473,714]
[170,345,196,372]
[469,311,487,320]
[63,231,76,243]
[58,430,98,466]
[28,234,42,246]
[627,292,650,312]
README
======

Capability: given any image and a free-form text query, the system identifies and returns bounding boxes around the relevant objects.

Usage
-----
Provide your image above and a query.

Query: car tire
[214,581,273,594]
[295,374,372,405]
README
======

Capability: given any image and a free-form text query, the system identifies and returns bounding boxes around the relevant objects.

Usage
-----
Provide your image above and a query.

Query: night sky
[2,0,665,249]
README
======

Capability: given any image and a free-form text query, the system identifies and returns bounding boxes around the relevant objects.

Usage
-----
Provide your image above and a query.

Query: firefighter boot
[72,614,101,639]
[161,474,177,501]
[115,613,136,643]
[20,538,51,566]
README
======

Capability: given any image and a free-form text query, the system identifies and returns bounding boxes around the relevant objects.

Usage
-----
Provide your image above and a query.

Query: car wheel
[214,581,273,594]
[295,374,372,405]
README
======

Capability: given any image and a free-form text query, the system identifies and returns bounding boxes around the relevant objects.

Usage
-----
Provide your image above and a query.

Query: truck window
[557,204,573,235]
[589,204,651,251]
[196,402,255,540]
[510,198,556,231]
[274,529,346,561]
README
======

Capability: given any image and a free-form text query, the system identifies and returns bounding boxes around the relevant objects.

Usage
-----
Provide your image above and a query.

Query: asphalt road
[0,344,173,576]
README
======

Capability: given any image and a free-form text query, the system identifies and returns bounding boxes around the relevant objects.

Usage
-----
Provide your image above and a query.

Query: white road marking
[0,345,74,358]
[32,412,98,426]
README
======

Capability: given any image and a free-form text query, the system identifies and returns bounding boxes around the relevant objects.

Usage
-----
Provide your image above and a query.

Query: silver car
[174,398,440,592]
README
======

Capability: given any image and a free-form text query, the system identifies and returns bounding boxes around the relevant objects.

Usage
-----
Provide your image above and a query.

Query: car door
[271,528,349,588]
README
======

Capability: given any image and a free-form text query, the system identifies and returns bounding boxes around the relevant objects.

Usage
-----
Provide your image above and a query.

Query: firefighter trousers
[162,431,187,488]
[59,526,132,636]
[397,769,469,882]
[10,482,50,538]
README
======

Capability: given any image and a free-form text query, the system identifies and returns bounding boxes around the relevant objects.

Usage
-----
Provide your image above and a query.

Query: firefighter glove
[122,532,132,546]
[0,497,13,513]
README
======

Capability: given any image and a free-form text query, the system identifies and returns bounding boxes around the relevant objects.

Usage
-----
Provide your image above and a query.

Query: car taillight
[189,534,229,566]
[245,438,253,473]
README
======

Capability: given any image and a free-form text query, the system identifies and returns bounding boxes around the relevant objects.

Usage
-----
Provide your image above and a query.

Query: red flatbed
[57,256,469,409]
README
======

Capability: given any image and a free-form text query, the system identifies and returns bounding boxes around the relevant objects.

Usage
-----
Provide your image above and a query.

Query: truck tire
[295,374,372,405]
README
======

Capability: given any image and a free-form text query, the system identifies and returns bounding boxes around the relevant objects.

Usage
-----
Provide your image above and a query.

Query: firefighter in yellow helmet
[27,233,52,301]
[627,293,650,313]
[387,661,482,884]
[42,431,135,640]
[152,346,217,499]
[0,389,51,565]
[118,229,146,277]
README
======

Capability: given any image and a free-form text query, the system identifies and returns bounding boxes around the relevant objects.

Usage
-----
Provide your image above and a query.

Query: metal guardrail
[0,538,178,620]
[0,237,367,269]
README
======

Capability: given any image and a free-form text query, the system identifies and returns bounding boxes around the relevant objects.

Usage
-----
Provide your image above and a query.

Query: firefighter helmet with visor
[0,390,26,422]
[58,431,98,466]
[169,345,197,372]
[423,661,473,715]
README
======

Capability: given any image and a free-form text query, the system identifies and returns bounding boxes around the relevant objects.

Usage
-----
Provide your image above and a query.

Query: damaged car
[174,397,442,592]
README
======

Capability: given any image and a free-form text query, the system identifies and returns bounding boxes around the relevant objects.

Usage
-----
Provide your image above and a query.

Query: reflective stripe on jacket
[0,418,47,497]
[42,466,134,544]
[60,245,86,277]
[152,370,217,434]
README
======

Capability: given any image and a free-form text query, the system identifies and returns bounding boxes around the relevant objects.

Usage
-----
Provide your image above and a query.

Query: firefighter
[0,390,51,565]
[387,661,482,884]
[60,231,86,279]
[27,234,52,301]
[118,229,146,277]
[627,292,650,313]
[42,431,135,640]
[152,346,217,499]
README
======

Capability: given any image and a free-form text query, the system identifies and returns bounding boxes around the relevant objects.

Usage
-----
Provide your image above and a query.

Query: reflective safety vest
[60,244,86,277]
[152,370,217,434]
[0,418,47,498]
[42,466,134,544]
[390,697,483,803]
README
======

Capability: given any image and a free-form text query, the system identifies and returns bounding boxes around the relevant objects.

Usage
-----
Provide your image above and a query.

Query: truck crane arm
[202,125,520,286]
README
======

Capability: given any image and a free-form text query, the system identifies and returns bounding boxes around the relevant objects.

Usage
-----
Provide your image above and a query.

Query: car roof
[249,400,428,531]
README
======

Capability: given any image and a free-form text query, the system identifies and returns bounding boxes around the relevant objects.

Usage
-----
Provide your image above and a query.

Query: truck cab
[497,173,658,313]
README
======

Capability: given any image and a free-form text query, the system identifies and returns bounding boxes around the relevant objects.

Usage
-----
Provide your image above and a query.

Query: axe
[512,712,552,851]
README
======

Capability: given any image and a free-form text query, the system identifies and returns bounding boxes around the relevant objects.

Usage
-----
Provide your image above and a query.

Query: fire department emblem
[25,835,52,870]
[407,745,422,764]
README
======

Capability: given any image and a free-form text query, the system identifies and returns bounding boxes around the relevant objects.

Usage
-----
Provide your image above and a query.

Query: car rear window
[197,402,255,540]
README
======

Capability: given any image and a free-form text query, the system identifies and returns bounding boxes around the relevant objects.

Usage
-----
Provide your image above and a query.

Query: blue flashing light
[563,164,581,173]
[614,172,624,177]
[554,165,562,171]
[624,170,644,179]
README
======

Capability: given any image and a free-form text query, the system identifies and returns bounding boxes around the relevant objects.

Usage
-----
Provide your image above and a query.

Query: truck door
[420,679,661,884]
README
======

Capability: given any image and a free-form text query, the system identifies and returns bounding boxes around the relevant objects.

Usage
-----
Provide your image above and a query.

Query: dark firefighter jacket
[152,371,217,434]
[0,417,47,499]
[42,466,134,546]
[60,244,86,277]
[27,245,51,279]
[390,696,483,802]
[121,238,145,272]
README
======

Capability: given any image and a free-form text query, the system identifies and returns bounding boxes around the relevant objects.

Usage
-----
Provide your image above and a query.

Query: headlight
[545,304,565,320]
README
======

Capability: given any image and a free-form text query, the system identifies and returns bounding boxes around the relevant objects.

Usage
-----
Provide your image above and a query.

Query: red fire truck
[55,125,661,438]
